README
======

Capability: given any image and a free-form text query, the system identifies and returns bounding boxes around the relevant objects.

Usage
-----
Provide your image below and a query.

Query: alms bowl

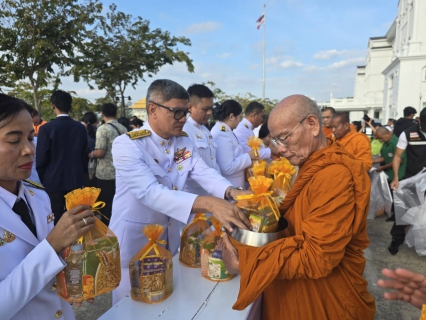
[227,218,288,247]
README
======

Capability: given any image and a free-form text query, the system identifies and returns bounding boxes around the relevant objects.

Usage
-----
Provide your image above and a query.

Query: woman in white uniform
[211,100,257,187]
[0,94,95,320]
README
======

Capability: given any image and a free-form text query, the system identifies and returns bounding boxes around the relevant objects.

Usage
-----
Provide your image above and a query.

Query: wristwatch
[226,186,243,200]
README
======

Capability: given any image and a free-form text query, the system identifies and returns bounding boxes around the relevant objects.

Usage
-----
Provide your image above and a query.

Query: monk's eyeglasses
[270,116,307,148]
[149,101,189,120]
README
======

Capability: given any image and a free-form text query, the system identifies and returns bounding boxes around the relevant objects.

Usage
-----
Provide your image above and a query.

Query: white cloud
[314,49,364,60]
[183,22,223,34]
[280,60,304,69]
[327,57,365,69]
[217,53,231,59]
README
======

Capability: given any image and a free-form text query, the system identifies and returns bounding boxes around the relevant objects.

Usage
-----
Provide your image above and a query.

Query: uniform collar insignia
[245,123,249,129]
[126,129,151,140]
[221,126,226,132]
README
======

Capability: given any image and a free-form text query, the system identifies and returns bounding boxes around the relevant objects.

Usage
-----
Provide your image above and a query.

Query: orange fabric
[336,131,372,171]
[34,120,47,135]
[350,123,356,132]
[322,126,333,138]
[231,139,375,320]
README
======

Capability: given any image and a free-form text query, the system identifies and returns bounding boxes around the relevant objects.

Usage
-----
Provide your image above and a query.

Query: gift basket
[266,157,296,198]
[200,218,234,282]
[56,188,121,303]
[129,224,173,303]
[179,213,213,268]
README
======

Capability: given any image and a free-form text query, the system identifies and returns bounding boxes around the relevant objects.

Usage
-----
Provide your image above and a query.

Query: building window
[374,111,380,119]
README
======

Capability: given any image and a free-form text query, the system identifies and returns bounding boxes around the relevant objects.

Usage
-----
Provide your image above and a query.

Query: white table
[99,255,261,320]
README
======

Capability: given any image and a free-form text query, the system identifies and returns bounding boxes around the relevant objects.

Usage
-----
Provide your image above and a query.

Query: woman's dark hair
[212,100,242,121]
[82,112,97,139]
[117,117,131,131]
[0,94,34,129]
[130,118,143,128]
[258,122,270,139]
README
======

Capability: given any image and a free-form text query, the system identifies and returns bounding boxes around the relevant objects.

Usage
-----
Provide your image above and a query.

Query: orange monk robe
[336,131,373,171]
[231,140,376,320]
[322,126,333,138]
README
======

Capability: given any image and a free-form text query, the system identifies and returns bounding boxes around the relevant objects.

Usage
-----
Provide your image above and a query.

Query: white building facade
[323,0,426,123]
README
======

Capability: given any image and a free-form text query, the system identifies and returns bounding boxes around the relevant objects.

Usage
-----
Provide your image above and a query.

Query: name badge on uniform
[174,147,192,164]
[410,132,419,139]
[47,213,55,224]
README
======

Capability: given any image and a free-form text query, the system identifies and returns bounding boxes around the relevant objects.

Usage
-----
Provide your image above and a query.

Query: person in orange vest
[32,110,47,136]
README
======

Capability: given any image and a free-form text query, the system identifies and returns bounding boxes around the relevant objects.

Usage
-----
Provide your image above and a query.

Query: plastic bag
[129,224,173,303]
[394,168,426,225]
[367,170,392,219]
[88,155,97,180]
[179,213,212,268]
[56,188,121,303]
[200,218,234,282]
[235,175,280,233]
[266,158,296,198]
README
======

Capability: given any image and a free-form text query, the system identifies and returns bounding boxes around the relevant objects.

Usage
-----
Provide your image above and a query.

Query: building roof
[369,36,387,40]
[130,98,146,109]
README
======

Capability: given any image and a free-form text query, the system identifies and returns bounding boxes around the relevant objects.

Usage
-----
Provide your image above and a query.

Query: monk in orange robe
[331,112,372,171]
[222,95,375,320]
[321,107,334,138]
[322,108,356,138]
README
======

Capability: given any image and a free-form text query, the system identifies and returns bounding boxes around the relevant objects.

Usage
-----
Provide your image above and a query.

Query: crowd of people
[1,81,426,319]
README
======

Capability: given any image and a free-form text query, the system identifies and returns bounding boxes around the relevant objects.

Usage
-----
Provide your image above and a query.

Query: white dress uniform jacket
[233,118,271,160]
[0,181,74,320]
[211,121,252,187]
[109,121,231,303]
[183,116,221,196]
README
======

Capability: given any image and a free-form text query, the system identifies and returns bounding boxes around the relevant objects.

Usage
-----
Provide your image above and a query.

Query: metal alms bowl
[227,218,288,247]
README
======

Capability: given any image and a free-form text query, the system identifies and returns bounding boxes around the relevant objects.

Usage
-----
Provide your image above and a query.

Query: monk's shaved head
[332,112,350,124]
[268,94,327,166]
[270,94,322,126]
[375,126,392,143]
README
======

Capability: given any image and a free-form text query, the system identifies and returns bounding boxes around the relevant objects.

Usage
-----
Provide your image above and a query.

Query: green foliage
[0,0,103,110]
[70,3,194,117]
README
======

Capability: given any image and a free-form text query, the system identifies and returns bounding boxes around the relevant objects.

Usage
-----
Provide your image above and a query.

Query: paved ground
[73,215,425,320]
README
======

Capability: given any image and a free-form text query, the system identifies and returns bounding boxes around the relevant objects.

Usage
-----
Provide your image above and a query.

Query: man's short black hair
[322,107,336,114]
[187,84,214,99]
[245,101,264,116]
[147,79,189,104]
[50,90,72,113]
[102,103,118,117]
[403,106,417,117]
[258,122,270,139]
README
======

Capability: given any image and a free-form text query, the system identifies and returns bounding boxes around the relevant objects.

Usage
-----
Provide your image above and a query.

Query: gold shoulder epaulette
[126,129,151,140]
[244,124,249,129]
[23,179,45,190]
[181,131,188,137]
[221,126,226,132]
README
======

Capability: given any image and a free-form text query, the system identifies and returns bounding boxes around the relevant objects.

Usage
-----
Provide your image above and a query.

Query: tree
[71,3,194,117]
[0,0,102,111]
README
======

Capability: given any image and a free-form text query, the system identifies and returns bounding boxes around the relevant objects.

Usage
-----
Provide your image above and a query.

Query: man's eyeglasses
[270,116,307,148]
[149,101,189,120]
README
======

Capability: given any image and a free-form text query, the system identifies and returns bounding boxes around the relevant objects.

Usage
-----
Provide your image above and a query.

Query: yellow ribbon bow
[139,238,168,261]
[235,191,280,222]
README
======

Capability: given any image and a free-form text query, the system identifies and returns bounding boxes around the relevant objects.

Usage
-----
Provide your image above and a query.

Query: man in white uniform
[109,79,251,303]
[183,84,220,196]
[233,101,272,160]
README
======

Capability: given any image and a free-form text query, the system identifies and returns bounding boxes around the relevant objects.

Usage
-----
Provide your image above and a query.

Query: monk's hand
[207,198,251,233]
[46,205,95,254]
[222,233,240,275]
[376,268,426,309]
[390,179,399,191]
[71,298,95,307]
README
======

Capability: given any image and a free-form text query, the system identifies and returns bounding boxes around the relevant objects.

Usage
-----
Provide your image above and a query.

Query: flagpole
[262,3,266,101]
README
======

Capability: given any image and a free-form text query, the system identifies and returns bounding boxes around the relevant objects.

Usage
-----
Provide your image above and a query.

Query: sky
[61,0,398,104]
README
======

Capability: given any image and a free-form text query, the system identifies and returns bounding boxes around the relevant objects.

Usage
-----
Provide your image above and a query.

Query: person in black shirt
[393,106,417,137]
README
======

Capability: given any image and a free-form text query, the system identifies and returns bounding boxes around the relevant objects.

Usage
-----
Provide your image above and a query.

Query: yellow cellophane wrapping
[266,158,296,197]
[247,136,263,157]
[56,188,121,303]
[236,176,280,233]
[129,224,173,304]
[252,160,267,176]
[200,218,234,282]
[179,213,213,268]
[421,305,426,320]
